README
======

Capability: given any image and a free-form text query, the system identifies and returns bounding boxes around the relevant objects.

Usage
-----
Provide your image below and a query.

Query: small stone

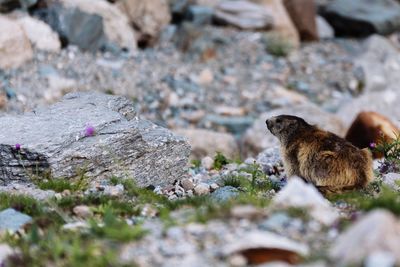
[382,173,400,190]
[194,183,210,195]
[231,205,266,220]
[198,68,214,85]
[73,205,93,218]
[210,183,219,191]
[211,186,239,202]
[104,184,125,197]
[365,251,397,267]
[228,254,247,266]
[62,221,90,231]
[0,244,15,264]
[214,106,246,116]
[201,156,214,170]
[261,212,291,231]
[181,178,195,191]
[0,208,32,232]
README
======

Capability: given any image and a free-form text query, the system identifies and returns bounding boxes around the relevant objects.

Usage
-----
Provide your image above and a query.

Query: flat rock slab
[0,208,32,232]
[0,92,190,187]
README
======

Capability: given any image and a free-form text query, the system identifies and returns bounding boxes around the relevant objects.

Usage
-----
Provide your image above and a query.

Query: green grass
[35,174,89,193]
[213,152,229,170]
[329,186,400,216]
[0,193,44,217]
[263,33,294,57]
[222,163,279,193]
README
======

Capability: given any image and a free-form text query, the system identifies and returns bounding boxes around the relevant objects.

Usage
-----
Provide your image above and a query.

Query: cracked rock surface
[0,92,190,186]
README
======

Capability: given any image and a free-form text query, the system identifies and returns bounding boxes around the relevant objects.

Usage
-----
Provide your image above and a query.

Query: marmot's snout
[265,117,274,131]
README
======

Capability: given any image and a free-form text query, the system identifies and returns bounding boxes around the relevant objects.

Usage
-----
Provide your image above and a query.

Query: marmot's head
[266,115,311,144]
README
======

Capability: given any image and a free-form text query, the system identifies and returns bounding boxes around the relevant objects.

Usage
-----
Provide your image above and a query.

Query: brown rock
[0,93,7,110]
[0,15,33,69]
[117,0,171,46]
[251,0,300,48]
[175,128,240,159]
[345,111,399,158]
[283,0,318,41]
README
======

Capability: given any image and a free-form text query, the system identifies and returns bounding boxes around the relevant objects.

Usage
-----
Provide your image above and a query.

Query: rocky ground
[0,0,400,266]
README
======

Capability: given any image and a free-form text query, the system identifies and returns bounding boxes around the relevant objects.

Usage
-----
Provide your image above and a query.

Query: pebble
[194,183,210,196]
[201,156,214,170]
[73,205,93,219]
[181,178,195,191]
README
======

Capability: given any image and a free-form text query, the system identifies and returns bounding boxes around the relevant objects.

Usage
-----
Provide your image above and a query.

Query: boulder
[242,103,345,156]
[0,92,190,187]
[330,209,400,265]
[316,15,334,39]
[321,0,400,37]
[16,15,61,52]
[0,208,32,232]
[252,0,300,48]
[60,0,137,51]
[35,4,107,52]
[355,35,400,93]
[337,90,400,129]
[283,0,318,41]
[0,15,33,69]
[0,0,36,12]
[214,0,274,30]
[271,177,339,225]
[116,0,171,46]
[174,128,239,159]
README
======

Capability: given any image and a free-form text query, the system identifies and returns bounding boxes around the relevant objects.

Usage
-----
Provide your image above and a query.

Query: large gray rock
[35,4,107,52]
[321,0,400,37]
[0,92,190,187]
[0,208,32,232]
[355,35,400,93]
[337,89,400,129]
[60,0,137,51]
[330,209,400,266]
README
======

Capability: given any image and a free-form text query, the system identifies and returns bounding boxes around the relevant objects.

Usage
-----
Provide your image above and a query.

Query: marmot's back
[266,115,374,193]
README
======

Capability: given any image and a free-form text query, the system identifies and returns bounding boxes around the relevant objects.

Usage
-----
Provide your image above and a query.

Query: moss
[213,152,229,170]
[35,174,89,193]
[190,159,201,168]
[0,193,44,217]
[263,33,294,57]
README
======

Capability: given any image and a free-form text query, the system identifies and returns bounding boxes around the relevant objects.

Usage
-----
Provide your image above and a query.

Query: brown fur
[266,115,374,194]
[345,111,399,158]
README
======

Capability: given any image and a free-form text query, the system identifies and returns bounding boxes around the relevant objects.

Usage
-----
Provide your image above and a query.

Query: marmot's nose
[266,119,272,129]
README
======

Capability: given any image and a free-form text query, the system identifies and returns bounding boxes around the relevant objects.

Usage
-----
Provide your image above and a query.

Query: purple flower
[84,124,95,137]
[369,142,376,148]
[15,143,21,151]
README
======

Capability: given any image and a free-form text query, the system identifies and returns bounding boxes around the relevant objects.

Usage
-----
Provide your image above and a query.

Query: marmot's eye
[276,118,282,124]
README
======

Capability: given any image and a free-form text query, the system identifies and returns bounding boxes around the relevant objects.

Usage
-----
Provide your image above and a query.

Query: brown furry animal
[266,115,374,193]
[345,111,399,159]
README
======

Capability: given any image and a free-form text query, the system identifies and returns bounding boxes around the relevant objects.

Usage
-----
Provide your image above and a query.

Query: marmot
[266,115,374,193]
